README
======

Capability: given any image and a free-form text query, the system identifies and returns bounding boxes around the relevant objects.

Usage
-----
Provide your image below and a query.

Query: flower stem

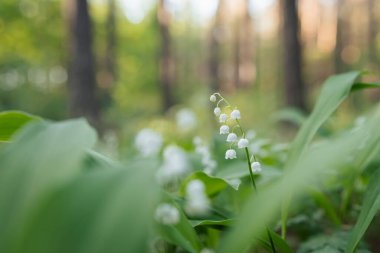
[244,148,276,253]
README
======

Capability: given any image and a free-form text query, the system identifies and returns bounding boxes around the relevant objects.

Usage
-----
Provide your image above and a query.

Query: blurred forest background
[1,0,380,145]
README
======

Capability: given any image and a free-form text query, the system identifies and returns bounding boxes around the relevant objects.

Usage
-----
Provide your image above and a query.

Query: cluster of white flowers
[185,180,210,216]
[155,203,180,225]
[210,94,249,160]
[211,93,263,174]
[156,145,189,184]
[135,128,163,157]
[193,137,217,175]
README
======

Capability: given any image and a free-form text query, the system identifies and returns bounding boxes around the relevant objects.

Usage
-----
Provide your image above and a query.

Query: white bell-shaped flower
[237,138,249,149]
[210,94,217,102]
[219,113,228,123]
[251,161,262,173]
[219,125,229,134]
[214,107,221,116]
[230,109,241,120]
[225,149,237,159]
[226,133,238,143]
[155,203,180,225]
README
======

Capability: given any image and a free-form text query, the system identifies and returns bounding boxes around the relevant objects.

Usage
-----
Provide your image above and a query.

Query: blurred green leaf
[190,218,234,228]
[309,188,341,226]
[286,71,362,168]
[0,119,97,252]
[345,169,380,253]
[351,82,380,92]
[0,110,40,142]
[157,198,202,253]
[18,166,159,253]
[269,230,295,253]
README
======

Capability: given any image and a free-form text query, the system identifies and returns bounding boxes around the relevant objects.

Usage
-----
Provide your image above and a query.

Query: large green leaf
[157,202,203,253]
[217,105,380,253]
[286,71,362,168]
[0,110,40,142]
[0,119,97,252]
[15,166,159,253]
[345,168,380,253]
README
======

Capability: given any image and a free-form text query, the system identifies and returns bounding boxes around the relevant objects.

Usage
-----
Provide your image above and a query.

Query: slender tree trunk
[100,0,117,109]
[105,0,116,88]
[239,0,254,88]
[368,0,378,65]
[157,0,175,112]
[282,0,306,111]
[66,0,100,129]
[209,0,225,92]
[334,0,347,73]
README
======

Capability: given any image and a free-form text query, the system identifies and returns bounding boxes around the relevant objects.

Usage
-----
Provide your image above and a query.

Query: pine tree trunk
[209,0,225,92]
[66,0,100,129]
[282,0,306,111]
[157,0,175,112]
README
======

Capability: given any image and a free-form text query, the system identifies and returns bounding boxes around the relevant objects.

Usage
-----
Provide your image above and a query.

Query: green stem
[244,147,276,253]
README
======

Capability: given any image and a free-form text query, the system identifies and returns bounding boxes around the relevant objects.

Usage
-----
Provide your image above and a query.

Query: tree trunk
[368,0,378,65]
[66,0,100,129]
[100,0,117,109]
[157,0,175,112]
[239,0,255,88]
[334,0,347,73]
[282,0,306,111]
[208,0,225,92]
[105,0,116,87]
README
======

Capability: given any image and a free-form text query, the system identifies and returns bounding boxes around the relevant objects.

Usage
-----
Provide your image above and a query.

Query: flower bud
[214,107,221,116]
[210,94,217,102]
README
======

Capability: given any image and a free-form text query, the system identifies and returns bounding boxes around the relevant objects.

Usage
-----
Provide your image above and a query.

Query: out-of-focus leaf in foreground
[0,110,40,142]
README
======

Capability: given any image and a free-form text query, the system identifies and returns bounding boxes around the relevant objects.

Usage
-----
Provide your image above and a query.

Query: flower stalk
[210,93,277,253]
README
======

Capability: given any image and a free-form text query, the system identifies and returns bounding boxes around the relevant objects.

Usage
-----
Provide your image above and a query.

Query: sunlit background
[1,0,379,151]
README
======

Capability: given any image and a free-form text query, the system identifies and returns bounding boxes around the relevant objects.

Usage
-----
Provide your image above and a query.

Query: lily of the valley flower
[238,138,249,149]
[230,109,241,120]
[226,133,238,143]
[225,149,237,159]
[220,125,229,134]
[251,161,262,173]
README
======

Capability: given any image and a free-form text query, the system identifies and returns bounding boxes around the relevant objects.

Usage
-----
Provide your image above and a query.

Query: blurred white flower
[176,108,197,131]
[230,109,241,120]
[185,180,210,216]
[201,248,214,253]
[251,161,262,173]
[156,145,189,184]
[238,138,249,149]
[225,149,237,159]
[155,203,180,225]
[193,136,202,146]
[214,107,221,116]
[210,94,217,102]
[194,137,217,175]
[219,113,228,123]
[219,125,229,134]
[226,133,238,143]
[135,128,163,157]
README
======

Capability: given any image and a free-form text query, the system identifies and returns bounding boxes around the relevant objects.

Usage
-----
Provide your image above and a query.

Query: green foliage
[0,71,379,253]
[0,110,40,142]
[345,169,380,253]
